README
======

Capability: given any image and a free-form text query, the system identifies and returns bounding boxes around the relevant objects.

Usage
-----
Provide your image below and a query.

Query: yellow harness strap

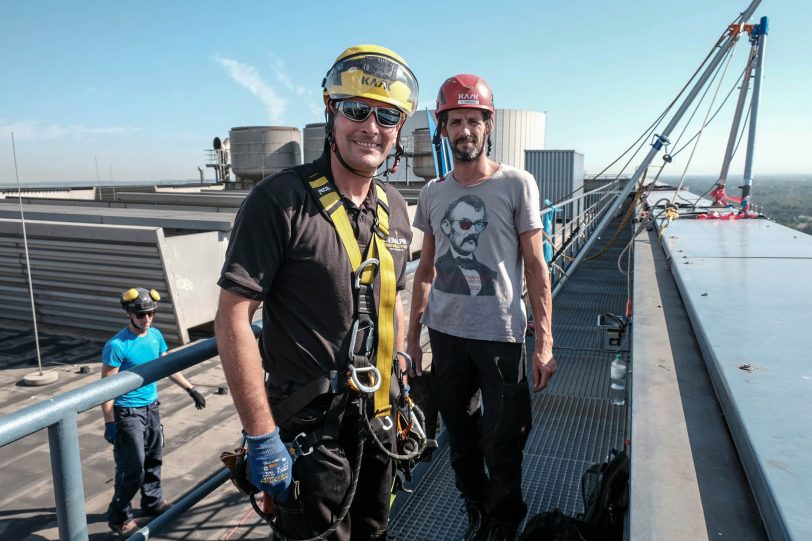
[307,175,396,418]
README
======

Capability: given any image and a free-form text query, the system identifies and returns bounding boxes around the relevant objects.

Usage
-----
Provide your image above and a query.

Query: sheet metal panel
[631,230,765,539]
[15,194,243,214]
[159,230,226,330]
[525,150,585,218]
[491,109,546,170]
[0,219,225,346]
[660,217,812,541]
[113,191,244,207]
[0,201,234,231]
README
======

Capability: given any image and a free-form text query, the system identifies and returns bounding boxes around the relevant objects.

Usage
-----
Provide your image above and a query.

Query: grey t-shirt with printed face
[413,163,543,343]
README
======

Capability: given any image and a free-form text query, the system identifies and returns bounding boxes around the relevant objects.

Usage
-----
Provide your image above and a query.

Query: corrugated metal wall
[0,219,216,347]
[525,150,584,206]
[491,110,546,171]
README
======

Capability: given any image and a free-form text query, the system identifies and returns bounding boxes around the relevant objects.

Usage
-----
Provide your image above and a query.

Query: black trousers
[107,400,164,524]
[428,329,532,527]
[274,399,394,541]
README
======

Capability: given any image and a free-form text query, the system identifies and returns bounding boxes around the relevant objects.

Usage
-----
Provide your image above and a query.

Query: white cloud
[217,57,287,123]
[268,53,310,97]
[268,53,323,121]
[0,122,137,141]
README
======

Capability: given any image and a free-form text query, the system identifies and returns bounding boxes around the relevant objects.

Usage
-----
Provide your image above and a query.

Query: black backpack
[517,509,596,541]
[579,449,629,539]
[518,449,630,541]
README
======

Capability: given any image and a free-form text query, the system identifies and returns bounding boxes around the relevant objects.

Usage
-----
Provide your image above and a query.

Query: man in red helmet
[407,74,556,541]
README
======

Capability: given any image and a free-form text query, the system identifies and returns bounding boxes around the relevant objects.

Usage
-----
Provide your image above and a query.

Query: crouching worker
[101,287,207,537]
[215,44,419,540]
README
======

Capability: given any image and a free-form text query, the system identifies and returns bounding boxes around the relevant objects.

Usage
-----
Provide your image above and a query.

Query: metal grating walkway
[390,206,632,539]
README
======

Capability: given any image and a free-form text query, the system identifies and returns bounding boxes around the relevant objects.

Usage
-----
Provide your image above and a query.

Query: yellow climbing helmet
[322,44,419,116]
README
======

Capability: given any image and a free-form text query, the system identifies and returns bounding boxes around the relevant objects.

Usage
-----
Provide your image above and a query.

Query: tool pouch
[220,448,260,496]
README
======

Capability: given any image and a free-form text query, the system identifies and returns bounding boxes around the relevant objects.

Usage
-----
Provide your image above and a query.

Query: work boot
[463,500,487,541]
[484,519,518,541]
[108,518,138,537]
[142,499,172,517]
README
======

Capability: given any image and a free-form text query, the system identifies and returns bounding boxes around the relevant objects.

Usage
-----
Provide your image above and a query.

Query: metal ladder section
[390,207,632,540]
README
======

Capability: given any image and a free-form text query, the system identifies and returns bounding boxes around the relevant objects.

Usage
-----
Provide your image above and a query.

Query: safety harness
[295,169,432,457]
[269,170,395,426]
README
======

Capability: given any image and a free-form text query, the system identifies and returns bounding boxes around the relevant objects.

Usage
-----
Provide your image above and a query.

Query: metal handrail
[406,177,631,297]
[0,324,261,541]
[538,177,628,292]
[405,176,627,299]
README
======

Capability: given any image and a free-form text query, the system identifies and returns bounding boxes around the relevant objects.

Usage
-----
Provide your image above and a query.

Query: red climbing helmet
[435,74,495,118]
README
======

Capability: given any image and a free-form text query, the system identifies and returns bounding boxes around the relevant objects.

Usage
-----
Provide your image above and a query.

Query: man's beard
[453,136,485,162]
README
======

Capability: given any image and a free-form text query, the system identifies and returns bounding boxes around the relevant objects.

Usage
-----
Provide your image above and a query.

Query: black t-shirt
[218,154,412,400]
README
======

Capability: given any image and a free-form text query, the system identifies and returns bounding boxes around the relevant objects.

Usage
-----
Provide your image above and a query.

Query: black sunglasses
[335,100,403,128]
[134,312,155,319]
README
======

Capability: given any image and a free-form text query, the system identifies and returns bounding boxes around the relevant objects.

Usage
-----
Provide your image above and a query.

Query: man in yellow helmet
[216,45,416,540]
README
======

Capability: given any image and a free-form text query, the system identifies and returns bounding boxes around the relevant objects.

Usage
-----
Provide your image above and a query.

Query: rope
[578,25,730,190]
[542,228,575,261]
[362,402,428,461]
[670,39,739,206]
[668,41,737,156]
[669,53,753,160]
[582,180,648,262]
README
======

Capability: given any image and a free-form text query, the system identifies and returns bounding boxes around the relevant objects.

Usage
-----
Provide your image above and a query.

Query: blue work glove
[187,387,206,409]
[104,422,117,444]
[244,429,293,500]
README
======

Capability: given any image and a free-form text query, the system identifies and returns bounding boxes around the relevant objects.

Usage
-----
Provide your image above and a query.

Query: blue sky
[1,0,809,184]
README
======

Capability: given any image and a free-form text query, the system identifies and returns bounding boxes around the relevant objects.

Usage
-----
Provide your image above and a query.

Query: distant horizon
[2,172,810,191]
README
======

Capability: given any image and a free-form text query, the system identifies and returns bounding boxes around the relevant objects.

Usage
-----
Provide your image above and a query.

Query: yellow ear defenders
[121,288,139,303]
[149,289,160,302]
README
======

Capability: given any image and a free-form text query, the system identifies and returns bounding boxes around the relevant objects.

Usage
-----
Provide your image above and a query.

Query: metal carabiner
[353,258,380,290]
[291,432,314,458]
[348,319,376,360]
[347,364,382,394]
[395,351,413,377]
[409,410,427,441]
[380,415,393,431]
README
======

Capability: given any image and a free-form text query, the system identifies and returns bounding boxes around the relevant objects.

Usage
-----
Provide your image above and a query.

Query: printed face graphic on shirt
[436,194,497,296]
[441,195,488,255]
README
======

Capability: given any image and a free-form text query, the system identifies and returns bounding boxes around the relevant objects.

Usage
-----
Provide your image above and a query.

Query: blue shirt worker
[101,287,206,537]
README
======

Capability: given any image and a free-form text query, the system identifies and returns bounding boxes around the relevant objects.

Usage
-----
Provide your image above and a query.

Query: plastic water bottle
[609,352,627,406]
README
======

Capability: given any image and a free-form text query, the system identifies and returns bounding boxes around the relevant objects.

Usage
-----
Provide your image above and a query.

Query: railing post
[48,411,88,541]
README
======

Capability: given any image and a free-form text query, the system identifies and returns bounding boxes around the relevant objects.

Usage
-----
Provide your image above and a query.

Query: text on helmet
[361,76,390,90]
